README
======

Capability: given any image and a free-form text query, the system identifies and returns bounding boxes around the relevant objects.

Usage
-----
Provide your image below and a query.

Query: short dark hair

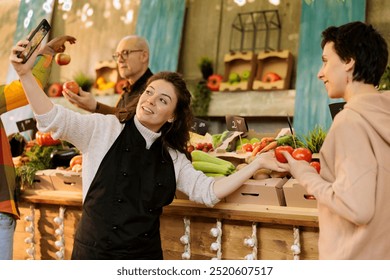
[321,21,388,86]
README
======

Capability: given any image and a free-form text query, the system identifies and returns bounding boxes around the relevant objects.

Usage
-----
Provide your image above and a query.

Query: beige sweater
[298,92,390,259]
[35,105,219,207]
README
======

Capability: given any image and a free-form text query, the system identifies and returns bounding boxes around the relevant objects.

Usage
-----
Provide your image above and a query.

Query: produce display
[188,128,326,182]
[13,126,325,204]
[14,132,82,188]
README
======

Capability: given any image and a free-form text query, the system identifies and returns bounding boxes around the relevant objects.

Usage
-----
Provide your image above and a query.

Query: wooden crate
[252,50,293,90]
[219,51,257,91]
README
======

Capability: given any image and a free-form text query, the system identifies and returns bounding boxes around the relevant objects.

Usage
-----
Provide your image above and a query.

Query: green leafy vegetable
[303,125,327,153]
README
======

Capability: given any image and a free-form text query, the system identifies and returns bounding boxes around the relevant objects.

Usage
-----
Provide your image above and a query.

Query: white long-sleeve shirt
[35,105,219,207]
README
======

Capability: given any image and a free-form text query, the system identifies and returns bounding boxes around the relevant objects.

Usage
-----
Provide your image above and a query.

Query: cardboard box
[219,51,257,91]
[31,169,55,190]
[283,178,317,208]
[252,50,293,90]
[225,177,287,206]
[50,170,82,192]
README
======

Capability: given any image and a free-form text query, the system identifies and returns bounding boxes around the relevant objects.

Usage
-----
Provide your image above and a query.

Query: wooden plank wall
[135,0,186,72]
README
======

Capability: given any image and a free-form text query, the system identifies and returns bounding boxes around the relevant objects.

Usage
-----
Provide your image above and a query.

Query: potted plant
[198,57,213,80]
[73,71,94,91]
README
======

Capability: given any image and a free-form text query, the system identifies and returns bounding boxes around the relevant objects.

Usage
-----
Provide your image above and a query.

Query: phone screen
[18,19,51,63]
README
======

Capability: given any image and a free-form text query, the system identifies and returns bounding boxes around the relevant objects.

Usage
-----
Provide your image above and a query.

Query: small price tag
[16,118,37,132]
[329,102,346,120]
[191,118,209,135]
[225,115,248,132]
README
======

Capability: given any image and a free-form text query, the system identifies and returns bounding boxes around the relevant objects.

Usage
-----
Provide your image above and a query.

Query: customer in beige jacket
[278,21,390,259]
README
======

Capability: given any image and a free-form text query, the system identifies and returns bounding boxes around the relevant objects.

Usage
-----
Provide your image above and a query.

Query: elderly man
[63,35,153,115]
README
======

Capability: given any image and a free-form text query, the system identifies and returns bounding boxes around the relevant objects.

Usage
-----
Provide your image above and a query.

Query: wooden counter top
[21,189,82,206]
[165,199,318,227]
[20,190,318,227]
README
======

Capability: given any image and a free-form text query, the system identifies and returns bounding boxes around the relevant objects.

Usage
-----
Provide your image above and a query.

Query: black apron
[71,118,176,260]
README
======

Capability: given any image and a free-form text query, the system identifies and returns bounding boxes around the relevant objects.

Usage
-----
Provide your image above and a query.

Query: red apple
[55,53,71,65]
[63,81,79,94]
[47,82,63,97]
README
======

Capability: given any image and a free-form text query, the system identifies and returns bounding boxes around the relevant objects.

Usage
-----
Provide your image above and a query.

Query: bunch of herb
[15,144,61,188]
[303,125,327,153]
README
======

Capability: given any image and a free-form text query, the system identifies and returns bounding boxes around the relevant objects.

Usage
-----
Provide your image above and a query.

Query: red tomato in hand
[63,81,79,94]
[35,131,61,146]
[310,161,321,173]
[292,147,312,162]
[274,145,294,163]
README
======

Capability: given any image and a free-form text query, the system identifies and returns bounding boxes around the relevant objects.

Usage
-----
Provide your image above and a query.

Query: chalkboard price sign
[191,118,209,135]
[329,102,346,120]
[16,118,37,132]
[225,115,248,132]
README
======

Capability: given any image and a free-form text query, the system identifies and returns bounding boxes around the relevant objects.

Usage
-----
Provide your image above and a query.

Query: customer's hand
[62,87,97,112]
[278,151,317,181]
[40,35,76,56]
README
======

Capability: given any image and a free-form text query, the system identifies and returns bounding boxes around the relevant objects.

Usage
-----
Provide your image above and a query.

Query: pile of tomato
[187,142,214,153]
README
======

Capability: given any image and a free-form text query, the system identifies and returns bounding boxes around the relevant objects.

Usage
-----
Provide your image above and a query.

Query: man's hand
[62,87,97,112]
[40,35,76,56]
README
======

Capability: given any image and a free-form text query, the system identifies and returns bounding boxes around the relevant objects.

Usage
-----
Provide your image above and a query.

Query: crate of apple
[187,142,213,153]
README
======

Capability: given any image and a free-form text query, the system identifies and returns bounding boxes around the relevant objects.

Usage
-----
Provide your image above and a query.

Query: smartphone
[17,19,51,63]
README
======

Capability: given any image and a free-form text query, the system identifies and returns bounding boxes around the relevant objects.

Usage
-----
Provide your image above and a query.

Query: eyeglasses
[112,49,143,62]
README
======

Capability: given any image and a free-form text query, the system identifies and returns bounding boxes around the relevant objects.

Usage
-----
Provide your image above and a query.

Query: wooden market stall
[14,189,319,260]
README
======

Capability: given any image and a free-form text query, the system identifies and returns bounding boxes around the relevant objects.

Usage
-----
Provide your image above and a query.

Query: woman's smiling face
[136,79,178,132]
[317,42,349,99]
